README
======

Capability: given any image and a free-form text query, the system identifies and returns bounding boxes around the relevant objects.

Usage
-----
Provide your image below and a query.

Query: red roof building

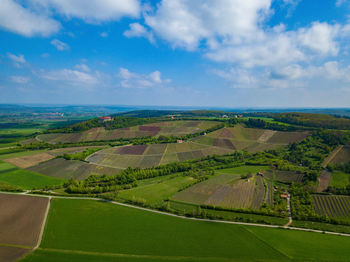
[99,116,112,122]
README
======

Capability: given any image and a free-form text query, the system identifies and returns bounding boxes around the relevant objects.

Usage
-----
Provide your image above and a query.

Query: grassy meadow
[21,198,350,262]
[0,160,63,190]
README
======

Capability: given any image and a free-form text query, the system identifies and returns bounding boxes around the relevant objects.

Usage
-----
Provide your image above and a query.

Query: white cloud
[141,0,344,70]
[50,39,70,51]
[100,32,108,38]
[118,68,170,88]
[297,22,340,55]
[0,0,140,37]
[7,53,26,64]
[206,33,305,67]
[0,0,60,37]
[10,76,30,84]
[42,69,98,86]
[144,0,271,50]
[124,23,154,43]
[336,0,349,6]
[7,53,27,67]
[31,0,140,23]
[74,64,90,72]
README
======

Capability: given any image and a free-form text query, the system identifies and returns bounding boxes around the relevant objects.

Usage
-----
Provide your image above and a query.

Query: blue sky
[1,0,350,107]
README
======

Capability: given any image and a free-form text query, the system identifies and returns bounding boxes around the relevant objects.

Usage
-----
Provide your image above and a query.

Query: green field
[0,160,63,189]
[21,198,350,262]
[0,127,42,147]
[330,171,350,188]
[118,174,196,205]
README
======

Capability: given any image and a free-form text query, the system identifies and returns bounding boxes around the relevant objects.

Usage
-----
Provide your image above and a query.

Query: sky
[0,0,350,108]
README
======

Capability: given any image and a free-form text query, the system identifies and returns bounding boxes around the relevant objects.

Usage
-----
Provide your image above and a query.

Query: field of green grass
[0,127,42,149]
[330,171,350,188]
[118,174,196,205]
[21,198,350,262]
[0,160,63,189]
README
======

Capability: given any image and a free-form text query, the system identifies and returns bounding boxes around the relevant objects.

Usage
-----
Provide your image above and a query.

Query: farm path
[34,196,51,250]
[2,191,350,239]
[284,193,292,227]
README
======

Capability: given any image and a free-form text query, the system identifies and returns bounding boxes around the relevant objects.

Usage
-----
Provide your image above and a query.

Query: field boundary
[1,191,350,239]
[33,247,286,262]
[34,196,51,250]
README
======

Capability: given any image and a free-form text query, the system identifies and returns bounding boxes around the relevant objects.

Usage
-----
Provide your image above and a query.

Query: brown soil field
[194,125,309,153]
[28,158,121,180]
[265,170,304,183]
[251,176,265,209]
[317,171,332,193]
[0,246,30,262]
[3,146,107,170]
[322,145,344,167]
[329,144,350,164]
[0,193,49,247]
[257,130,277,142]
[173,173,260,210]
[4,153,55,169]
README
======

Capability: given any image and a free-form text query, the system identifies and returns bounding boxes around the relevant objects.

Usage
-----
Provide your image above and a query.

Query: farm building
[99,116,112,122]
[257,172,264,177]
[177,140,183,143]
[280,194,288,199]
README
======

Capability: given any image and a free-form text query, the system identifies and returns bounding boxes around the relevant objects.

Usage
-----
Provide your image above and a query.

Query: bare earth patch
[0,246,30,262]
[317,171,332,193]
[4,153,54,168]
[258,130,277,142]
[0,193,49,247]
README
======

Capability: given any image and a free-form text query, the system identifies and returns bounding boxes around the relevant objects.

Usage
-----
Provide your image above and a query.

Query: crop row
[312,195,350,217]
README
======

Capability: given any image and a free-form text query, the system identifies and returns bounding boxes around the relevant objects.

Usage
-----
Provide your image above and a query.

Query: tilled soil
[0,193,49,247]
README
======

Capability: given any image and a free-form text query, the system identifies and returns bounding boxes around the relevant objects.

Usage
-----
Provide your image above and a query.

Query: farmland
[118,174,196,205]
[0,146,113,182]
[312,194,350,220]
[27,158,121,180]
[172,166,267,210]
[0,161,63,190]
[0,193,49,262]
[329,143,350,164]
[21,198,350,262]
[87,125,309,170]
[264,170,304,183]
[330,171,350,188]
[192,125,309,153]
[86,141,233,169]
[37,120,221,143]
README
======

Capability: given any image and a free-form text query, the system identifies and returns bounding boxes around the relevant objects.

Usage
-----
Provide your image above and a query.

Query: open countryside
[2,1,350,261]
